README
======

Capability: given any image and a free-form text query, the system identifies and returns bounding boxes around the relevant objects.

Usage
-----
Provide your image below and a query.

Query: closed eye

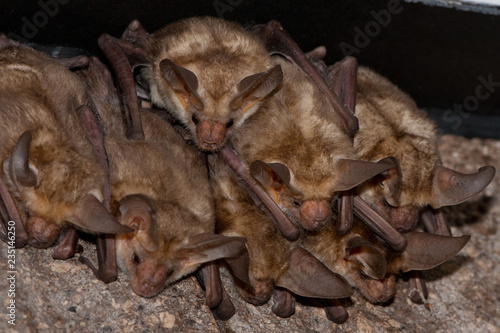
[132,253,140,264]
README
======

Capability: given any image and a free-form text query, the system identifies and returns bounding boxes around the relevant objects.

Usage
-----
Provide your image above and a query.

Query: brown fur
[303,220,397,304]
[353,66,440,231]
[104,111,217,296]
[143,16,279,151]
[209,153,299,304]
[230,56,356,230]
[208,56,359,304]
[80,62,241,297]
[0,42,107,243]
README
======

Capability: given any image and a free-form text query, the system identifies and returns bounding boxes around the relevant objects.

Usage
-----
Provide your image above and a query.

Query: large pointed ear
[159,58,203,110]
[8,131,38,187]
[377,157,402,207]
[250,159,302,192]
[69,194,133,234]
[224,248,251,285]
[250,160,290,188]
[398,231,470,272]
[345,236,387,280]
[332,157,400,192]
[118,194,159,251]
[229,65,283,114]
[430,165,495,208]
[176,233,247,270]
[275,247,353,299]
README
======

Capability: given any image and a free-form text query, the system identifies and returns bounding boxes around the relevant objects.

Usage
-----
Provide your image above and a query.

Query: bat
[0,36,131,256]
[98,16,283,151]
[208,151,354,318]
[303,213,470,305]
[227,55,401,238]
[349,65,495,233]
[78,58,247,320]
[247,21,409,251]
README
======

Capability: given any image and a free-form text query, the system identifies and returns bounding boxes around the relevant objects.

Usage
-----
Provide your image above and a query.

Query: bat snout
[196,120,226,151]
[26,216,59,248]
[300,200,332,231]
[133,262,167,297]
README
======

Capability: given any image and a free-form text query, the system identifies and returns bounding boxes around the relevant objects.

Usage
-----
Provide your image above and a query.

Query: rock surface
[1,134,499,333]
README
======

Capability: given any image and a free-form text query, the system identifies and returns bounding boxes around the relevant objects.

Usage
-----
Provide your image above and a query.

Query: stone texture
[1,134,499,333]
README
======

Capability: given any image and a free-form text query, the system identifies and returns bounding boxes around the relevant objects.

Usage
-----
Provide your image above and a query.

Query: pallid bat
[303,213,470,305]
[0,37,131,255]
[226,55,404,249]
[346,65,496,233]
[208,151,353,318]
[246,21,410,250]
[325,59,494,302]
[78,57,247,305]
[98,16,283,151]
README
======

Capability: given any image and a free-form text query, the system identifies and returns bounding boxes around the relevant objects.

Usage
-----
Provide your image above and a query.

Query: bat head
[304,220,470,304]
[345,230,470,303]
[3,130,129,240]
[144,16,284,152]
[250,157,399,232]
[154,59,283,151]
[115,194,246,297]
[358,163,495,232]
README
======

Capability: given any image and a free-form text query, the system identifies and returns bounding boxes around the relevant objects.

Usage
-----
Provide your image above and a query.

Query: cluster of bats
[0,16,496,323]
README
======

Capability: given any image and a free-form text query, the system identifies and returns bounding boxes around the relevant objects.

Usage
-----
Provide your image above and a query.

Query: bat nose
[300,199,332,231]
[197,120,226,151]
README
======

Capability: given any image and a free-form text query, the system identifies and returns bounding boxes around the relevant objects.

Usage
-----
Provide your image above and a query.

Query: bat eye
[226,119,234,128]
[132,253,141,264]
[292,199,301,208]
[191,114,199,124]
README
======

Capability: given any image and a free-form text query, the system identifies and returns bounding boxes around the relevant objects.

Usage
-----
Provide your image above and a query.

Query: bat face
[304,216,470,304]
[0,42,125,244]
[143,16,283,151]
[230,57,397,232]
[352,66,495,231]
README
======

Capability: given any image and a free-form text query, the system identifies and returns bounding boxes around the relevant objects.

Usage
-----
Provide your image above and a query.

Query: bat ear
[250,160,291,187]
[430,165,495,208]
[229,65,283,114]
[250,160,301,200]
[159,58,204,110]
[176,233,247,270]
[118,194,159,252]
[69,193,133,234]
[332,157,400,192]
[399,231,470,272]
[7,131,38,188]
[345,236,387,280]
[377,157,402,207]
[224,247,251,285]
[275,247,353,299]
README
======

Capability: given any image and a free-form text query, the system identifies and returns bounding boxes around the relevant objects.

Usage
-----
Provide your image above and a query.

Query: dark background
[1,0,499,138]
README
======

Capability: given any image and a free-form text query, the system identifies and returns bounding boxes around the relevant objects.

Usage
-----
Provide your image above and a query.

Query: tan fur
[108,113,215,296]
[230,56,355,227]
[84,67,218,296]
[353,66,440,229]
[0,43,105,239]
[303,218,399,304]
[208,153,294,304]
[143,16,276,150]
